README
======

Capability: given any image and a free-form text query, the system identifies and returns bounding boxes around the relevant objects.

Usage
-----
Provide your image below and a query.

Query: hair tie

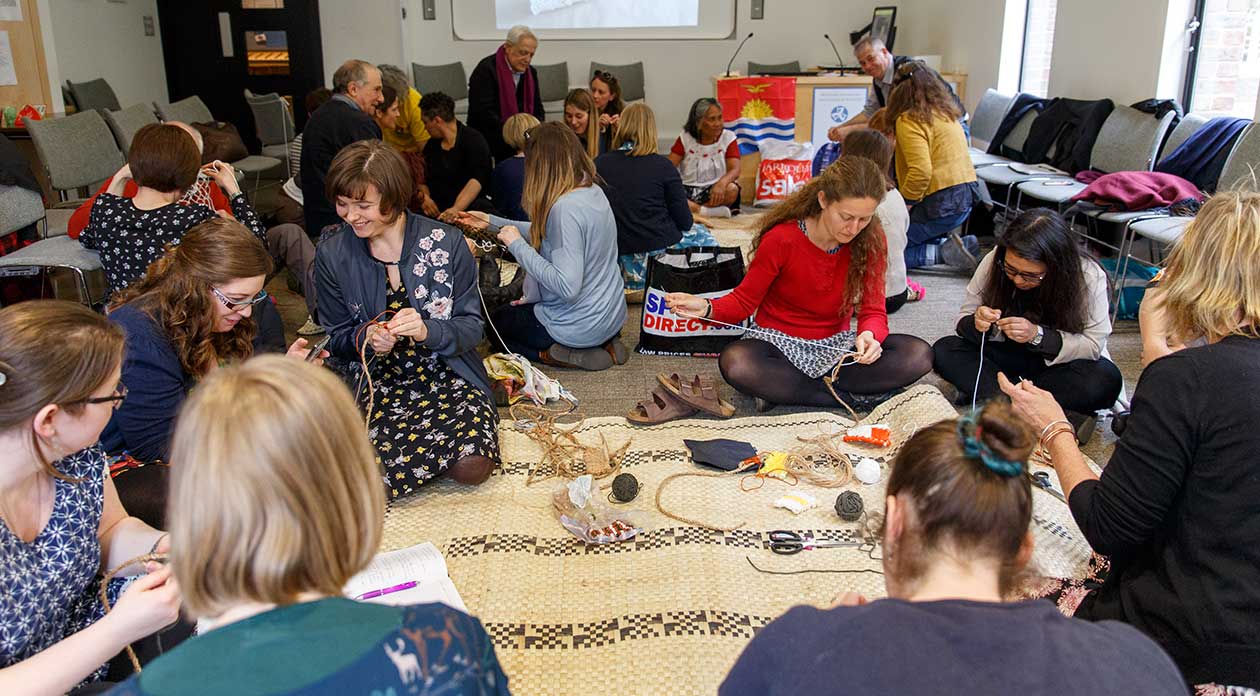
[0,359,10,386]
[956,412,1023,477]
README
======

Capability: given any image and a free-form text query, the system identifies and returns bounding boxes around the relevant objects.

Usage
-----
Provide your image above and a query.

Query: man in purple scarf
[469,25,546,163]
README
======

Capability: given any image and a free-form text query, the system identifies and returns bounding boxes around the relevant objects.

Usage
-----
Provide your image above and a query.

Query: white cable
[972,328,987,412]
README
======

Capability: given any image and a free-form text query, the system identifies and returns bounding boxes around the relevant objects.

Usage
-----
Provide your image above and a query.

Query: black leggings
[932,335,1123,414]
[718,335,933,407]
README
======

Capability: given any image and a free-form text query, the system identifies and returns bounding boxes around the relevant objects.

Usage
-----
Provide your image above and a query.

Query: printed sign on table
[810,86,868,149]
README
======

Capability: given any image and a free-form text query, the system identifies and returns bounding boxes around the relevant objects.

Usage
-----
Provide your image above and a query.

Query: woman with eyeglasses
[0,300,184,693]
[101,218,324,525]
[932,208,1121,442]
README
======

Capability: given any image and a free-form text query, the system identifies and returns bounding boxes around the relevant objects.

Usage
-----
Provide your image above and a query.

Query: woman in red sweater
[665,156,932,411]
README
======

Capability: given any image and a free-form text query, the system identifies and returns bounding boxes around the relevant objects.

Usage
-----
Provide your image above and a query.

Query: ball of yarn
[854,457,882,485]
[834,491,864,522]
[611,473,639,502]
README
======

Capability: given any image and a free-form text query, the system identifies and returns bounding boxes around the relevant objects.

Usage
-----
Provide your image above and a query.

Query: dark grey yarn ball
[835,491,864,521]
[611,473,639,502]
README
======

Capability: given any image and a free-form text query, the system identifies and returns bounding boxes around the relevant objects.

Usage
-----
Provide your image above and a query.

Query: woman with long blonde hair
[562,88,607,160]
[665,156,932,412]
[456,121,627,371]
[1001,188,1260,689]
[109,356,510,695]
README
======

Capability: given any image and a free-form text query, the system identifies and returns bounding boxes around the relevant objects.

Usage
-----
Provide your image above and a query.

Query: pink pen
[355,581,418,600]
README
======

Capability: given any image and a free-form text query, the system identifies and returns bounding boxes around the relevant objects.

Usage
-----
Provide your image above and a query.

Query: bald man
[300,59,384,234]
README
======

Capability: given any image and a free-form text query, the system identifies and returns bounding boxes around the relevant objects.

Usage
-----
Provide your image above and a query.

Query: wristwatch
[1030,325,1045,347]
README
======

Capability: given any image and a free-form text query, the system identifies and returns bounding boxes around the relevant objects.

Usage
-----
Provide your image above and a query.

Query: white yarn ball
[854,457,882,485]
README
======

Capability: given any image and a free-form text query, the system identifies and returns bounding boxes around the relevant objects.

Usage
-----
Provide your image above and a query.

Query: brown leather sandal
[627,386,697,424]
[657,372,736,418]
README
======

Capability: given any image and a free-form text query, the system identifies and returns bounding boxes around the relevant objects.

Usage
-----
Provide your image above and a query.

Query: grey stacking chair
[971,106,1038,168]
[0,185,104,305]
[103,103,159,153]
[244,89,297,172]
[533,62,570,121]
[590,62,645,102]
[412,62,469,117]
[66,78,121,113]
[968,89,1015,152]
[748,60,801,75]
[25,110,123,207]
[154,95,281,196]
[1014,106,1176,210]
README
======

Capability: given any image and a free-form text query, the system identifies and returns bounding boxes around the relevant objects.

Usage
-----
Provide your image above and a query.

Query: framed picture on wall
[871,6,896,49]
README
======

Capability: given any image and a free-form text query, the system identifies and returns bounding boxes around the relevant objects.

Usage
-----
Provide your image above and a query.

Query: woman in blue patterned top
[0,301,181,693]
[108,356,509,696]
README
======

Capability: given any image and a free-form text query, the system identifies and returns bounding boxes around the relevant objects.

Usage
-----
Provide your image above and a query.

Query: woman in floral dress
[315,140,499,498]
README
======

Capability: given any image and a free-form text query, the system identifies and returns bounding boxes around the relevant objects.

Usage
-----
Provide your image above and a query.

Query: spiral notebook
[343,542,467,612]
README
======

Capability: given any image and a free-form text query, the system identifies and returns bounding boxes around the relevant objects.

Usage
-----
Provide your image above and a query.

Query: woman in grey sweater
[461,122,628,371]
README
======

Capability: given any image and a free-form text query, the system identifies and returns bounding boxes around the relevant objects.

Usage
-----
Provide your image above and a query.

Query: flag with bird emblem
[717,77,796,156]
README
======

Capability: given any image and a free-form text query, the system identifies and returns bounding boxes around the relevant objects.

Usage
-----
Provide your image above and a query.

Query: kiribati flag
[717,77,796,156]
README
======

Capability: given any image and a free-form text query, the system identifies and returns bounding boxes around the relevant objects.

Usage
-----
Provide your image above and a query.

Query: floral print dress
[368,280,500,499]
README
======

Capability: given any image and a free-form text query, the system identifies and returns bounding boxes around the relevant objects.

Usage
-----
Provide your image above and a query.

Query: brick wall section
[1191,0,1260,117]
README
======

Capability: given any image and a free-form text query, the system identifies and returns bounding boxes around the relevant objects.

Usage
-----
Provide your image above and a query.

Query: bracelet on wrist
[1041,427,1076,451]
[1039,419,1072,441]
[703,299,712,319]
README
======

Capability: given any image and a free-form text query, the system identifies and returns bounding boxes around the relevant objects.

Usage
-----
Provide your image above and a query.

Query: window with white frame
[1186,0,1260,118]
[1019,0,1058,96]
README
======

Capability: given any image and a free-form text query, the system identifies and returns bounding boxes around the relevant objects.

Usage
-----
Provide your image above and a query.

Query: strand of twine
[654,470,749,532]
[355,310,398,429]
[509,402,628,486]
[785,431,856,487]
[98,553,168,674]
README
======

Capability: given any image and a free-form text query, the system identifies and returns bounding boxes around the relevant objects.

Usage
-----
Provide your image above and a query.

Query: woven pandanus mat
[379,385,1095,695]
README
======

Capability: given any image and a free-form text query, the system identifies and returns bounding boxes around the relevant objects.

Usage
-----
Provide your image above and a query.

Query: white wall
[45,0,167,108]
[319,1,405,85]
[896,0,1010,113]
[1047,0,1176,102]
[387,0,877,132]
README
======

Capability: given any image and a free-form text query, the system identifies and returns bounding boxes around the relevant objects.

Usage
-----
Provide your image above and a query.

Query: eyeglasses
[211,286,269,312]
[996,257,1046,283]
[73,383,128,411]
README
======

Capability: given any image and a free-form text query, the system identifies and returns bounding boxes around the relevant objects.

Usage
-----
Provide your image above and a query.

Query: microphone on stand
[823,33,846,70]
[725,32,754,77]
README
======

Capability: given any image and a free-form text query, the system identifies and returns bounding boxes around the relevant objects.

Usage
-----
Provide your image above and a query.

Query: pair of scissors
[1029,470,1066,503]
[767,530,861,555]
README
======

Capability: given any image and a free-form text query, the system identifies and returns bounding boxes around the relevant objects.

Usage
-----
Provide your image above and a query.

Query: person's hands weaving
[974,305,1001,333]
[854,330,883,364]
[386,308,428,342]
[449,210,490,231]
[366,324,397,355]
[497,225,523,246]
[997,316,1038,343]
[104,566,181,644]
[664,292,709,317]
[997,372,1067,433]
[204,160,241,196]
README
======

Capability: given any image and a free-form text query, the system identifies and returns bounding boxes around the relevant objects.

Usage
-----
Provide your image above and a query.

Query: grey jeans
[266,222,317,316]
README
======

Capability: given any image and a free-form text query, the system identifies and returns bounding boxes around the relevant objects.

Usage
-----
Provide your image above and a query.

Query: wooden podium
[712,71,967,204]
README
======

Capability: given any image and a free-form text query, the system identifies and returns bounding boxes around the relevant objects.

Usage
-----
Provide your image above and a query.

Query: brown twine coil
[654,471,747,532]
[785,431,856,487]
[99,553,168,674]
[509,402,630,486]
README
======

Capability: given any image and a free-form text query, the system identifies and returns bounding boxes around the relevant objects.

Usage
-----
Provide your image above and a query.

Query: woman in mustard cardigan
[886,61,980,271]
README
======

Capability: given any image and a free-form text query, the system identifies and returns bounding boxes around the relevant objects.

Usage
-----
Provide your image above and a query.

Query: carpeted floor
[271,209,1138,465]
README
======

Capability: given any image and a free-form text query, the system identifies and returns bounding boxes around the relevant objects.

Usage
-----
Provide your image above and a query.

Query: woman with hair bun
[720,402,1187,695]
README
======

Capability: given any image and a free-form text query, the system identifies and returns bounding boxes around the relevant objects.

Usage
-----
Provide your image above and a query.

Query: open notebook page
[343,542,467,612]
